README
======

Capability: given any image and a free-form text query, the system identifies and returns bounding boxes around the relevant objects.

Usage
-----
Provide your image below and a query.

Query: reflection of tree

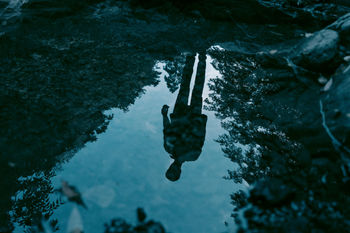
[163,54,187,93]
[104,208,166,233]
[0,7,161,231]
[0,163,61,232]
[206,49,350,232]
[0,1,242,228]
[206,50,299,184]
[12,173,62,232]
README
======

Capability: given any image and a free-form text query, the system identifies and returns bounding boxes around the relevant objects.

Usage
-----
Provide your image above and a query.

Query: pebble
[304,32,313,38]
[318,76,328,85]
[269,49,278,55]
[31,53,42,60]
[322,78,333,92]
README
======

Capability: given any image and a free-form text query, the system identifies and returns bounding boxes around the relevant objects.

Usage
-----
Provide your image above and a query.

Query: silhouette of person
[162,52,207,182]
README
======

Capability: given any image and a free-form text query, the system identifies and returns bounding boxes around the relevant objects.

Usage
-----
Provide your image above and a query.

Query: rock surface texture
[291,29,340,72]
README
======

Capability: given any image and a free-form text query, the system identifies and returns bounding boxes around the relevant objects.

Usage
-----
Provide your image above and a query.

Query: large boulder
[291,29,340,73]
[323,66,350,149]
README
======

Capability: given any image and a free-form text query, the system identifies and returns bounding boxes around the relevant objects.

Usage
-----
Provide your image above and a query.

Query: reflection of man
[162,52,207,182]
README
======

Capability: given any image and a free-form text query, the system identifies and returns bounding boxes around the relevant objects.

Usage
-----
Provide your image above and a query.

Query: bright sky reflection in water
[46,55,239,233]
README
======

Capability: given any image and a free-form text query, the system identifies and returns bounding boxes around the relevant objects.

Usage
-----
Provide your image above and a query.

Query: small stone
[31,53,42,60]
[346,113,350,118]
[8,162,16,168]
[343,65,350,74]
[269,49,278,55]
[304,33,313,38]
[341,19,350,33]
[344,56,350,62]
[333,109,341,118]
[322,78,333,92]
[318,76,328,85]
[291,202,299,211]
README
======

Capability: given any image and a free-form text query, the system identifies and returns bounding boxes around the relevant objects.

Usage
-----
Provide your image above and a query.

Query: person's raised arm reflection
[161,52,207,182]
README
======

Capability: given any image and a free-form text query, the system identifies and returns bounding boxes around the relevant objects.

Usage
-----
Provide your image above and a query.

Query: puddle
[11,55,241,233]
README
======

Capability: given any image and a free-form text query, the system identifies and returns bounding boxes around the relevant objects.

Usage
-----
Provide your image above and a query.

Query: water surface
[24,57,240,233]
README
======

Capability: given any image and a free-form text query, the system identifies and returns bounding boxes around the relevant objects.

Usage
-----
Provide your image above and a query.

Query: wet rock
[291,29,340,73]
[129,0,293,23]
[323,67,350,149]
[218,41,262,55]
[327,12,350,45]
[130,0,171,9]
[21,0,103,18]
[259,0,350,26]
[318,75,328,84]
[327,13,350,33]
[256,51,289,69]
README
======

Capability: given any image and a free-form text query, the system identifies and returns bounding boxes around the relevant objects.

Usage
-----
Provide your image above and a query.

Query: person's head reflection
[162,52,207,181]
[166,160,182,181]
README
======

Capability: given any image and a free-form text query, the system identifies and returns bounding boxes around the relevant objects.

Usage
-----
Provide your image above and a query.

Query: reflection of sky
[46,56,239,233]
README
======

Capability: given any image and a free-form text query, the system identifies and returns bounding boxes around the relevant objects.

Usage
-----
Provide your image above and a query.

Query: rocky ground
[205,8,350,233]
